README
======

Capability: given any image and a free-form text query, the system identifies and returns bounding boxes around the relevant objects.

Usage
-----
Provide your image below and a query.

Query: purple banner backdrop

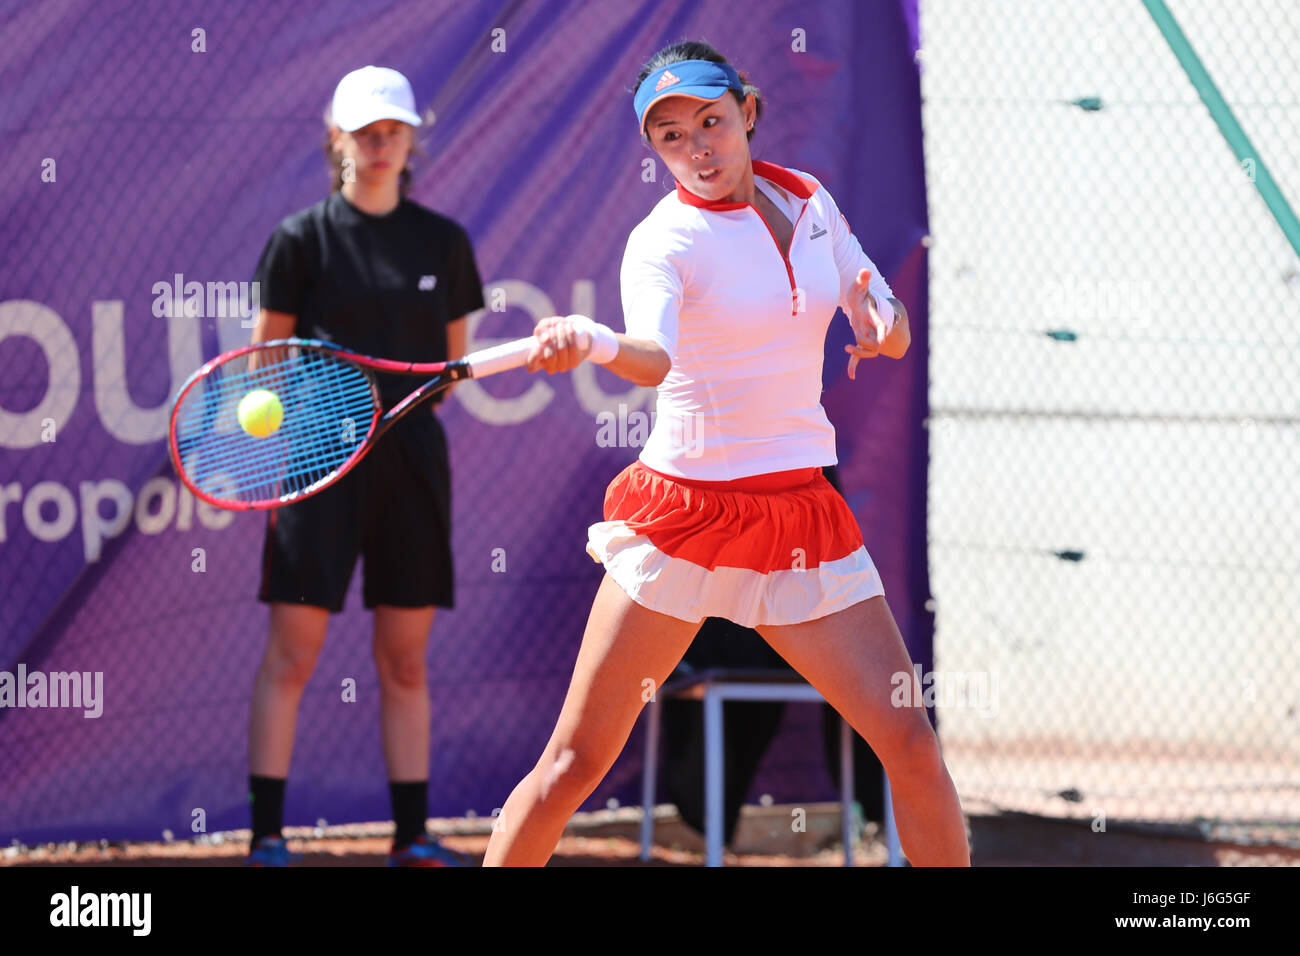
[0,0,929,843]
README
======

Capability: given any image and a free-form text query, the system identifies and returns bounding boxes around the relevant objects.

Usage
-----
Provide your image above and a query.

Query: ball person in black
[244,66,484,866]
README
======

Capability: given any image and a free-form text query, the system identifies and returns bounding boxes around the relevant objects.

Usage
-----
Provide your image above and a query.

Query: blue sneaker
[387,834,470,867]
[245,835,301,867]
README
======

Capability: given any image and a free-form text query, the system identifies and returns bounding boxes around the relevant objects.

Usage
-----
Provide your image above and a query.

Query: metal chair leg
[639,695,661,861]
[704,685,724,867]
[884,773,905,866]
[840,716,854,866]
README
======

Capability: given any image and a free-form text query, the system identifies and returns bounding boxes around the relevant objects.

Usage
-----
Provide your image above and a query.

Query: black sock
[390,781,428,849]
[249,775,286,844]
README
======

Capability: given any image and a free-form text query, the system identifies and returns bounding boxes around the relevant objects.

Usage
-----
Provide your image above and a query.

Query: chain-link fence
[921,0,1299,847]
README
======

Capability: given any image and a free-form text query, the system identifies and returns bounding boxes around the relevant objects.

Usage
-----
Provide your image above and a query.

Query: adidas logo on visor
[654,70,681,92]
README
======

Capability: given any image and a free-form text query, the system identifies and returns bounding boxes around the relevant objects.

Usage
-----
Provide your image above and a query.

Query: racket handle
[464,336,538,377]
[462,317,609,377]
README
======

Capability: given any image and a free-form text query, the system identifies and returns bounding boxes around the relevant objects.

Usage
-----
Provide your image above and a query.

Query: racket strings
[173,345,379,505]
[177,351,372,501]
[186,355,368,478]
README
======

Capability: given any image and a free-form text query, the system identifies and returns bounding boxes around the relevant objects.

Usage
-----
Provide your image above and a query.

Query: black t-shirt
[252,192,486,417]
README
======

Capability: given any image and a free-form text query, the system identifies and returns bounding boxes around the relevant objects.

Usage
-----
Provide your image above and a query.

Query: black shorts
[258,413,454,612]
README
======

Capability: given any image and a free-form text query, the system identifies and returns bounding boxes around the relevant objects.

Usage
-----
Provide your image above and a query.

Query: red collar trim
[674,160,819,210]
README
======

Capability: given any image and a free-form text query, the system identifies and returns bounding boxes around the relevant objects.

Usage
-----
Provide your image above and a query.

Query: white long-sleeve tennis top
[620,160,894,481]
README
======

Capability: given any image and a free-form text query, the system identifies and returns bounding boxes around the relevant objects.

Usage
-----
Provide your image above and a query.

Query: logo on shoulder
[418,275,437,291]
[809,222,827,240]
[654,70,681,92]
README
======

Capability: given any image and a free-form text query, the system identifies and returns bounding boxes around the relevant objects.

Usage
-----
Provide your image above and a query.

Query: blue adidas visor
[634,59,744,136]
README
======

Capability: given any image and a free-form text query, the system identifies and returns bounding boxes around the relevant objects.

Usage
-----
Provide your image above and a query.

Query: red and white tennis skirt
[585,461,885,627]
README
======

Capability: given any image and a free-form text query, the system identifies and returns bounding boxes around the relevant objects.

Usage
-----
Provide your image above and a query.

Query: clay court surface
[6,743,1296,868]
[1,810,892,868]
[4,806,1298,867]
[2,834,881,868]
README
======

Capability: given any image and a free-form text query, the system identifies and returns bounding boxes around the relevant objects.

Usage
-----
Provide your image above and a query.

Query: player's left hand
[527,315,593,374]
[845,268,889,380]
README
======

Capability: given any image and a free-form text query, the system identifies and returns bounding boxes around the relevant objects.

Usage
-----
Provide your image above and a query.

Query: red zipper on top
[749,200,808,316]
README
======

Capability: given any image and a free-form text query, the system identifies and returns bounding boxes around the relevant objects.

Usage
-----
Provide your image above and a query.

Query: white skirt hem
[585,520,886,627]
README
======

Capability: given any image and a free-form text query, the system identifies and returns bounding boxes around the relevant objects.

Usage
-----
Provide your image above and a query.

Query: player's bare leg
[372,605,437,781]
[756,595,971,866]
[483,574,699,866]
[250,603,331,776]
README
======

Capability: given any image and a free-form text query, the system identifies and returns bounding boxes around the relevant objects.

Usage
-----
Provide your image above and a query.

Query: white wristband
[566,314,619,364]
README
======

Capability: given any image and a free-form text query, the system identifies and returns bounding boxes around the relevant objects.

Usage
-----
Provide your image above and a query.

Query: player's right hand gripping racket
[168,334,547,510]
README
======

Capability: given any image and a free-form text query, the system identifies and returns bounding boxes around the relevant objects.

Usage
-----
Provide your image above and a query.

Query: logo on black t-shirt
[418,275,438,291]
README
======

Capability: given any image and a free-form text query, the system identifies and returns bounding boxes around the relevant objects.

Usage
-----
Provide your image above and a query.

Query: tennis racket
[168,333,562,510]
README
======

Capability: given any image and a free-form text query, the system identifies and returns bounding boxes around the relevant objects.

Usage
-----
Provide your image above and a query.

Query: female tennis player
[483,41,970,866]
[243,66,483,866]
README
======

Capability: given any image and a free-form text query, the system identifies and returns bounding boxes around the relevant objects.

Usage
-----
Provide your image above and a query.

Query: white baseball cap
[331,66,422,132]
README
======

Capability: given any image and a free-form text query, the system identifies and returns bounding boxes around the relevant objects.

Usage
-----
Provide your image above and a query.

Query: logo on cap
[654,70,681,92]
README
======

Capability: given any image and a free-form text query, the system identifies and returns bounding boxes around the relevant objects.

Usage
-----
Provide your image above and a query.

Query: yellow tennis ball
[237,389,283,437]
